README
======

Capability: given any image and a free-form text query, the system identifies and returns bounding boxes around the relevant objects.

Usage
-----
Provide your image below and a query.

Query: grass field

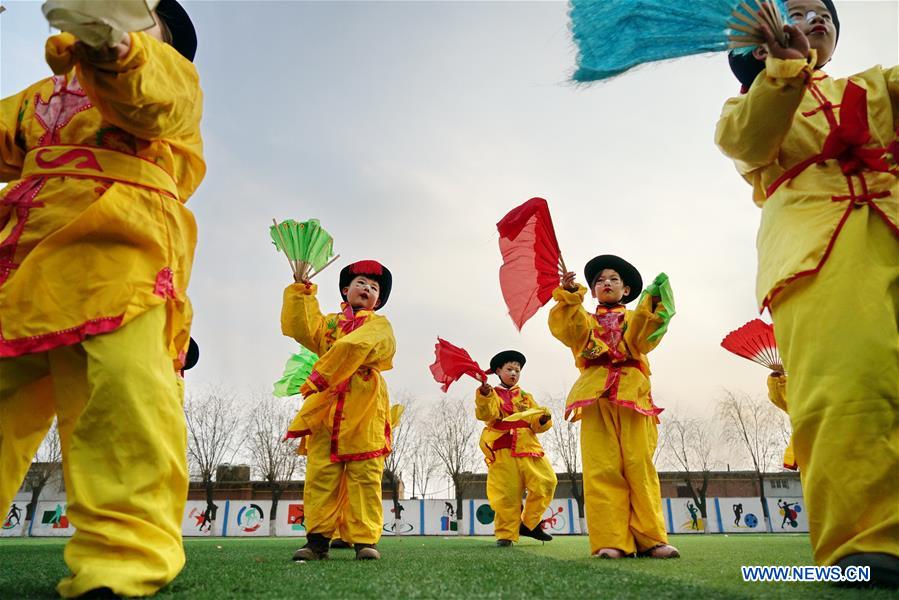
[0,534,892,599]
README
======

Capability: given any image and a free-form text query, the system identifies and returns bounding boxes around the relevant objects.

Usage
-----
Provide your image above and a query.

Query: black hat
[728,0,840,90]
[488,350,526,374]
[339,260,393,308]
[584,255,642,304]
[183,337,199,370]
[156,0,197,62]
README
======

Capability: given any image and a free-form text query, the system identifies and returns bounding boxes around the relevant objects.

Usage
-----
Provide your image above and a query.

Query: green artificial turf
[0,534,893,599]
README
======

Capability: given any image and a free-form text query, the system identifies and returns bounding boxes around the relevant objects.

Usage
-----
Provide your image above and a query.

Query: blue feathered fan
[570,0,790,82]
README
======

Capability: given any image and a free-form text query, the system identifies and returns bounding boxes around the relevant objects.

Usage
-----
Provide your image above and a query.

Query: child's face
[496,362,521,387]
[786,0,837,66]
[343,275,380,310]
[592,268,630,305]
[145,11,168,43]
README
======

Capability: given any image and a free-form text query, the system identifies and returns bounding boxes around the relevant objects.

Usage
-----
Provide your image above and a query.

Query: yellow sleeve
[624,293,668,355]
[715,54,815,172]
[0,87,28,182]
[548,285,591,351]
[474,388,500,422]
[280,283,328,354]
[58,32,202,140]
[767,373,788,413]
[522,392,552,434]
[309,315,396,389]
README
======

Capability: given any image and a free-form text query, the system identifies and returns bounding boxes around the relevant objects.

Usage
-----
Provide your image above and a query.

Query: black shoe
[76,589,120,600]
[835,553,899,588]
[354,543,381,560]
[519,522,553,542]
[293,532,331,561]
[496,539,513,547]
[330,539,352,549]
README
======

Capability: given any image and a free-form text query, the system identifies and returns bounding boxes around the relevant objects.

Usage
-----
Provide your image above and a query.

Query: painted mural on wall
[29,502,75,537]
[667,498,709,534]
[2,501,26,537]
[772,497,808,532]
[717,497,766,533]
[182,500,224,536]
[381,500,421,536]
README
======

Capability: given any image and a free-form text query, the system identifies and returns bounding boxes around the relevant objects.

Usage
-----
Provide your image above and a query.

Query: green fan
[270,218,339,281]
[640,272,675,343]
[273,346,320,397]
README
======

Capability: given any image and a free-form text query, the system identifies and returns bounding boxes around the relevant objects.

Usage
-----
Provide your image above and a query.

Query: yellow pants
[770,207,899,566]
[486,449,557,541]
[580,400,668,555]
[0,305,188,597]
[303,427,385,545]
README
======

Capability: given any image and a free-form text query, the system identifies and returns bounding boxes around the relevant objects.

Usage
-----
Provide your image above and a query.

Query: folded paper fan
[273,346,319,397]
[496,197,566,330]
[570,0,790,82]
[721,319,781,370]
[429,338,487,393]
[270,218,338,281]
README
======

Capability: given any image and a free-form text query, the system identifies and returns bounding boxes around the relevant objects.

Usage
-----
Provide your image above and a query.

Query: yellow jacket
[281,283,395,462]
[767,373,798,470]
[549,285,668,422]
[715,53,898,309]
[475,385,551,465]
[0,33,204,363]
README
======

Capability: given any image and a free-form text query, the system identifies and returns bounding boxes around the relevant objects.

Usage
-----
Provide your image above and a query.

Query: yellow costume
[767,374,797,470]
[281,283,395,545]
[549,286,670,555]
[716,54,898,566]
[475,385,557,542]
[0,30,203,597]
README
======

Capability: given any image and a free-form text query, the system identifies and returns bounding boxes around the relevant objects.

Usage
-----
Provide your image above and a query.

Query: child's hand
[73,33,131,63]
[770,363,785,377]
[478,382,493,396]
[759,20,810,62]
[293,271,311,285]
[561,271,577,292]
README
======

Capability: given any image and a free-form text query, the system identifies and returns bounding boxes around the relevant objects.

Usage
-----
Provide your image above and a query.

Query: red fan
[496,197,566,330]
[721,319,782,370]
[429,338,487,393]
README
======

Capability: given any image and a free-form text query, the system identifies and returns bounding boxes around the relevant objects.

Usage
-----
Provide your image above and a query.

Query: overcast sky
[2,1,897,431]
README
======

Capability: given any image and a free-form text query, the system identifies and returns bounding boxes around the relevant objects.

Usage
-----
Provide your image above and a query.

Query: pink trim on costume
[328,379,390,462]
[0,314,123,358]
[153,267,176,299]
[284,428,312,441]
[0,178,47,285]
[308,370,328,392]
[509,428,544,459]
[34,75,92,146]
[494,419,528,431]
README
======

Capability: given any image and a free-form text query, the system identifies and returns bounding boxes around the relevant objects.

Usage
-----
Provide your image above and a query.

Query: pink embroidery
[153,267,175,299]
[594,308,626,361]
[0,178,47,285]
[34,75,92,146]
[35,147,103,172]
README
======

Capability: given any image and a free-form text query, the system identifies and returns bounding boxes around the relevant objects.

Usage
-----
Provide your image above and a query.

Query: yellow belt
[22,145,179,199]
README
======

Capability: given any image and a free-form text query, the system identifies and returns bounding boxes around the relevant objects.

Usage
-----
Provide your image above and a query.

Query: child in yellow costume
[282,260,396,561]
[475,350,557,547]
[0,2,203,597]
[330,404,404,549]
[716,0,898,583]
[550,255,679,559]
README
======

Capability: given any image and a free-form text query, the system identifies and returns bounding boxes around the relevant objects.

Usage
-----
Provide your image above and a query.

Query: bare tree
[382,391,418,534]
[661,414,716,533]
[21,420,62,534]
[409,423,440,500]
[185,388,245,533]
[245,394,304,531]
[428,396,479,534]
[545,397,585,532]
[717,389,784,532]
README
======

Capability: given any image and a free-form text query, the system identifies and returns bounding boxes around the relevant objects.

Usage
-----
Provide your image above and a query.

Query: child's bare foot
[593,548,625,559]
[643,544,680,559]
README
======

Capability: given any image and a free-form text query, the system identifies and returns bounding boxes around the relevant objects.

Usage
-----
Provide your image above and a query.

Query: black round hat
[339,260,392,308]
[184,337,199,370]
[488,350,526,374]
[584,255,642,304]
[728,0,840,89]
[156,0,197,62]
